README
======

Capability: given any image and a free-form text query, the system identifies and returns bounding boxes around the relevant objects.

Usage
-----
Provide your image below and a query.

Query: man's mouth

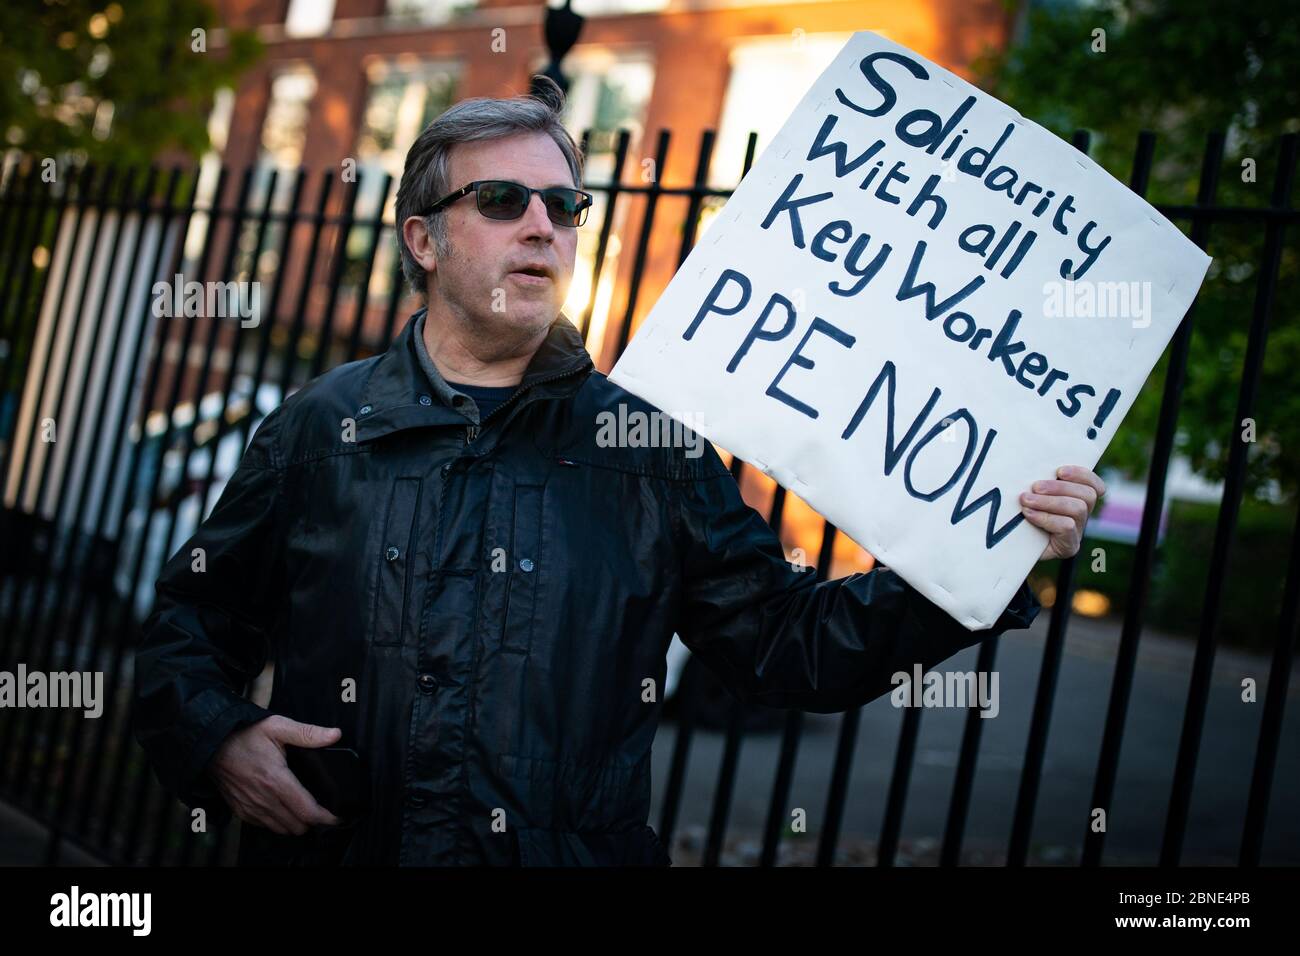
[508,266,552,287]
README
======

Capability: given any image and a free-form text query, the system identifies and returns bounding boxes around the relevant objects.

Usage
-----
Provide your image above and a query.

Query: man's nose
[518,191,555,240]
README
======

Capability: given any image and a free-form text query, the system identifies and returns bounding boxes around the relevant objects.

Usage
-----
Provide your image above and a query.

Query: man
[133,78,1105,866]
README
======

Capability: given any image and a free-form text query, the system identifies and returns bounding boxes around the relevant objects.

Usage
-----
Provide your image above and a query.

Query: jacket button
[418,394,432,406]
[385,546,400,562]
[417,673,438,693]
[518,558,535,572]
[358,404,372,415]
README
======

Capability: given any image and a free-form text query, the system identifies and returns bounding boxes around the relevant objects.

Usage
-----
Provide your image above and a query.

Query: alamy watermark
[151,274,261,326]
[595,404,705,459]
[1042,277,1152,328]
[890,664,999,719]
[50,886,151,935]
[0,664,103,718]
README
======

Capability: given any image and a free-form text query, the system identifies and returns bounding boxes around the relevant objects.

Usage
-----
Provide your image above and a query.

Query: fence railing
[0,126,1296,866]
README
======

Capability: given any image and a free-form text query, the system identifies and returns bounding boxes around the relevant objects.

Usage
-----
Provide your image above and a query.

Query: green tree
[0,0,261,167]
[0,2,261,400]
[975,0,1300,501]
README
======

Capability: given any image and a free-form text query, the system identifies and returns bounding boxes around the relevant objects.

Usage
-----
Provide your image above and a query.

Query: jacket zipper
[467,360,591,445]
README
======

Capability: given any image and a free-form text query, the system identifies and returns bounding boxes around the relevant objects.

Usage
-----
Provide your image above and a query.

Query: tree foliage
[0,0,261,167]
[975,0,1300,500]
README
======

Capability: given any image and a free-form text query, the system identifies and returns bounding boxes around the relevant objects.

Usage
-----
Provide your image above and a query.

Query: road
[651,612,1300,865]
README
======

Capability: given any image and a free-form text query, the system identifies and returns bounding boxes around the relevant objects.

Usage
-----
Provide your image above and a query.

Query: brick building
[206,0,1013,363]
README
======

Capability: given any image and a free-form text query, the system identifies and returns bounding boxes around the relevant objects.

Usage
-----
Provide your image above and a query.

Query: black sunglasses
[422,179,594,227]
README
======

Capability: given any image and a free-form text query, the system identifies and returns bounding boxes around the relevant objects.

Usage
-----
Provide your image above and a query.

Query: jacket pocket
[514,825,671,867]
[502,481,545,653]
[370,476,423,647]
[495,751,651,832]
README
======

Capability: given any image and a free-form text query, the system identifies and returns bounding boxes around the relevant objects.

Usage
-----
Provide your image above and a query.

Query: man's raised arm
[672,445,1042,714]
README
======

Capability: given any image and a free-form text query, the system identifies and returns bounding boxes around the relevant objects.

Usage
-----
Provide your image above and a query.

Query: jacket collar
[355,307,594,444]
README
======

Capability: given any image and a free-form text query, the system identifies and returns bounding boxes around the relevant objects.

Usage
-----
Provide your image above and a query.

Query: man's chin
[442,286,564,341]
[484,303,561,345]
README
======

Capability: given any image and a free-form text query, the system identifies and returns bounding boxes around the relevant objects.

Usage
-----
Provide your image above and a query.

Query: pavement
[649,611,1300,865]
[0,800,103,866]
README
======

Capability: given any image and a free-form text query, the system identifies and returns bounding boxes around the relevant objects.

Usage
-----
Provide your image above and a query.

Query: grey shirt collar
[412,310,482,425]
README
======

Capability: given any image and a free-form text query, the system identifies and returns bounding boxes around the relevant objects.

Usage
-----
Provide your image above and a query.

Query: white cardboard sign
[608,31,1211,629]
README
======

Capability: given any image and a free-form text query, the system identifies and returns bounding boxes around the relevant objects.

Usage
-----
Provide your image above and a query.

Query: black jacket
[133,309,1041,866]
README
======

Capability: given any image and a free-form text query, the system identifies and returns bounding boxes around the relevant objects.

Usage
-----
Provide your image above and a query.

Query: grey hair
[394,75,585,298]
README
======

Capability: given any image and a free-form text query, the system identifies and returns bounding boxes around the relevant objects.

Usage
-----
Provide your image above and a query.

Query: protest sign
[608,31,1212,629]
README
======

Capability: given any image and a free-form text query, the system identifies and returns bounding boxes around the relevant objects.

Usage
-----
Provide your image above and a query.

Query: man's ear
[401,215,438,275]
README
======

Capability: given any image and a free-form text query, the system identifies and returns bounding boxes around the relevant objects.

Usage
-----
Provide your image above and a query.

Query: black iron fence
[0,127,1296,866]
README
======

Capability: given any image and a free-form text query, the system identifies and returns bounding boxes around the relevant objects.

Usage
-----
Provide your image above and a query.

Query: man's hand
[208,715,343,835]
[1020,464,1106,560]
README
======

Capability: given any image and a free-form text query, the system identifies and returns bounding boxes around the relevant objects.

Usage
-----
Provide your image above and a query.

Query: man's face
[425,130,579,352]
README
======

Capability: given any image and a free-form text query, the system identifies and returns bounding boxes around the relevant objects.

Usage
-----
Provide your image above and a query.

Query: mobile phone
[284,745,367,822]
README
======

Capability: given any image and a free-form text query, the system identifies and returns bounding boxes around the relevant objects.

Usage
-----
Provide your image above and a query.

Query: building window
[544,0,669,14]
[532,46,654,351]
[386,0,479,25]
[356,59,460,170]
[243,67,320,303]
[709,33,853,193]
[207,86,235,156]
[558,47,655,158]
[259,67,318,171]
[351,59,461,300]
[285,0,336,38]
